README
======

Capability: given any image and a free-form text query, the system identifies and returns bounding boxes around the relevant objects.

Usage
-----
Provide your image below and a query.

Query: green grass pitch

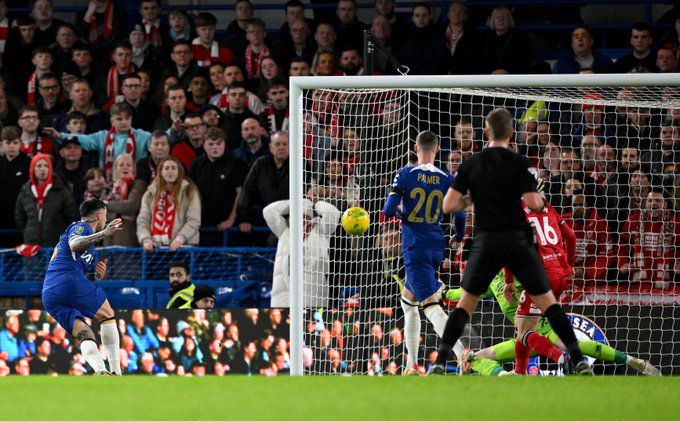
[1,376,678,419]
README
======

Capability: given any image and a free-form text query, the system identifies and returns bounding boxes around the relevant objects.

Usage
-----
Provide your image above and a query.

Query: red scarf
[267,105,289,133]
[218,90,250,112]
[152,190,176,242]
[107,65,134,100]
[104,128,137,182]
[245,45,270,79]
[0,18,9,66]
[148,159,157,182]
[110,177,133,200]
[89,1,114,45]
[144,19,161,48]
[445,24,463,56]
[20,136,52,157]
[27,72,38,104]
[29,154,53,221]
[192,38,220,67]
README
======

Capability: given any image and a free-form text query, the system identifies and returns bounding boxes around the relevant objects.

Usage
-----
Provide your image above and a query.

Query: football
[341,207,370,235]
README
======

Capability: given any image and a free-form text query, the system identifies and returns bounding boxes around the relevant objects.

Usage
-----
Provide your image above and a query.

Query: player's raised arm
[443,187,471,214]
[384,170,404,218]
[69,219,123,253]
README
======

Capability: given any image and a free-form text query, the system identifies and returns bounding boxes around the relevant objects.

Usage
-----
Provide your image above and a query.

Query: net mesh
[299,84,680,376]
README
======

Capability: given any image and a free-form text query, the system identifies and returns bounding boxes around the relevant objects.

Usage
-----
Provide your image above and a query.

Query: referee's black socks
[544,304,584,361]
[435,308,469,365]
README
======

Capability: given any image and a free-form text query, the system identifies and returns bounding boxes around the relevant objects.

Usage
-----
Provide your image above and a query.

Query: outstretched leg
[72,318,107,374]
[96,300,121,375]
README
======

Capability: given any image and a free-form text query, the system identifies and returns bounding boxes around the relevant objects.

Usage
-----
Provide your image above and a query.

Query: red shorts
[516,275,568,317]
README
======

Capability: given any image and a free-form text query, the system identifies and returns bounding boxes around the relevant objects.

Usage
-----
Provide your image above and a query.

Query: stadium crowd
[0,0,678,295]
[0,308,291,375]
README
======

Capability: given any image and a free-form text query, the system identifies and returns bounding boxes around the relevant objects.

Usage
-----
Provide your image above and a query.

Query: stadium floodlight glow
[289,74,680,376]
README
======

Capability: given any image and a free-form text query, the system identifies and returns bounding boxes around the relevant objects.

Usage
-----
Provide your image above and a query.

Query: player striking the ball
[384,130,466,374]
[42,199,123,375]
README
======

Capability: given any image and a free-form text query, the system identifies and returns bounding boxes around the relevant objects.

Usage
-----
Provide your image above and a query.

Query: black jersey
[452,147,537,232]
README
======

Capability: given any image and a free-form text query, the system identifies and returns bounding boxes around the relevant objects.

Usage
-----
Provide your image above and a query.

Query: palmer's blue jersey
[385,164,454,252]
[44,222,96,289]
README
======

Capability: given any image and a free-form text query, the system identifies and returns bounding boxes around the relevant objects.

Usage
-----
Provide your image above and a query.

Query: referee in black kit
[429,108,591,375]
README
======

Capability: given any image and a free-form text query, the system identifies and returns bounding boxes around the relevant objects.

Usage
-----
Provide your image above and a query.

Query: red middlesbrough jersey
[523,202,571,279]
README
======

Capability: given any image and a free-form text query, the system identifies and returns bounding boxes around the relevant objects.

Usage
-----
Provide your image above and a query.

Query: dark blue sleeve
[384,169,405,218]
[453,210,466,242]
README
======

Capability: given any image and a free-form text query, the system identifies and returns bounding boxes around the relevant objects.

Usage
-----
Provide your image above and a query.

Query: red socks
[526,331,563,363]
[514,340,530,374]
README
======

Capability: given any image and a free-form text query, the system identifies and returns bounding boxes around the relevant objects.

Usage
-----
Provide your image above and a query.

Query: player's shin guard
[544,304,584,362]
[524,331,563,363]
[80,339,107,373]
[100,318,121,375]
[514,340,530,374]
[401,297,421,368]
[435,307,469,365]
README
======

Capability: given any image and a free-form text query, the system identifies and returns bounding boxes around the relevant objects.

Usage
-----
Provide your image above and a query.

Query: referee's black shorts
[462,230,551,297]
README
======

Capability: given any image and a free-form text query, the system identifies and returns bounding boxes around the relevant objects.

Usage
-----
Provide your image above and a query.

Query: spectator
[82,167,109,201]
[5,17,41,99]
[0,127,30,244]
[265,197,340,307]
[29,337,56,374]
[70,44,96,87]
[97,42,137,109]
[35,73,68,128]
[75,0,128,60]
[190,127,248,242]
[562,193,613,284]
[333,0,367,53]
[618,188,680,288]
[27,47,55,105]
[656,47,678,73]
[445,149,462,176]
[128,24,163,81]
[178,336,202,372]
[395,4,447,75]
[275,0,316,51]
[18,105,55,158]
[0,314,20,364]
[221,82,259,151]
[119,73,160,132]
[314,23,337,54]
[374,0,410,44]
[571,93,614,146]
[443,1,480,75]
[237,131,289,231]
[49,103,153,182]
[49,23,79,74]
[164,41,199,88]
[32,0,66,47]
[14,357,31,376]
[0,81,23,127]
[580,135,601,176]
[54,136,90,205]
[137,156,201,252]
[617,105,654,151]
[104,154,145,247]
[273,17,315,73]
[480,6,532,74]
[68,362,86,376]
[136,130,169,185]
[191,285,216,310]
[289,56,311,76]
[547,148,597,214]
[136,351,161,374]
[121,334,139,372]
[254,56,282,102]
[186,72,211,112]
[136,0,168,54]
[259,79,289,135]
[614,23,658,73]
[154,84,187,131]
[0,1,8,69]
[166,262,195,309]
[553,26,614,74]
[224,0,252,57]
[15,153,77,247]
[201,105,224,128]
[210,64,265,115]
[641,121,680,176]
[191,13,233,68]
[338,47,364,76]
[167,8,193,44]
[236,118,271,168]
[311,50,338,76]
[242,18,271,85]
[369,15,398,75]
[53,79,108,134]
[169,113,206,171]
[127,310,160,355]
[604,147,643,233]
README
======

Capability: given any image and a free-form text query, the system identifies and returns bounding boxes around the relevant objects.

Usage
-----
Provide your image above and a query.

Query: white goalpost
[289,74,680,377]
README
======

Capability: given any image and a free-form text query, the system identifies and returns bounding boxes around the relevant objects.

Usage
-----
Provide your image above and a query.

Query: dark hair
[171,40,192,52]
[227,81,246,91]
[485,108,513,141]
[267,77,288,90]
[18,105,39,117]
[16,16,36,27]
[183,112,202,122]
[412,2,431,14]
[66,111,87,123]
[205,127,226,142]
[112,40,132,52]
[631,22,651,34]
[85,167,105,181]
[194,12,217,28]
[245,18,266,30]
[109,103,133,117]
[285,0,304,12]
[79,199,107,218]
[38,72,58,84]
[457,115,473,126]
[1,126,21,141]
[235,0,252,8]
[168,261,189,273]
[151,129,169,140]
[31,46,51,59]
[120,73,141,85]
[416,130,439,153]
[166,84,185,97]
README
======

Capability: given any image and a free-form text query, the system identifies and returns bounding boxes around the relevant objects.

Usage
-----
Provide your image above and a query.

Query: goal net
[289,74,680,376]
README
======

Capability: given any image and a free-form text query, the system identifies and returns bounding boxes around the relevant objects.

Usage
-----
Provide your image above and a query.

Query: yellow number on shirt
[408,188,444,224]
[50,246,58,262]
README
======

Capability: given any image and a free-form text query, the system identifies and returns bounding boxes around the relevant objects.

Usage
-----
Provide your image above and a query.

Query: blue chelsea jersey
[391,164,454,251]
[45,221,96,279]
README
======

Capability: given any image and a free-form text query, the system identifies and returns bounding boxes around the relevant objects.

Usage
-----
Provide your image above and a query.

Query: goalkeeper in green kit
[444,269,662,376]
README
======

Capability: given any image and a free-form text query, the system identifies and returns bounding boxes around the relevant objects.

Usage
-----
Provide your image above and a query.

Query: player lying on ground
[42,199,124,375]
[383,131,466,374]
[444,270,661,376]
